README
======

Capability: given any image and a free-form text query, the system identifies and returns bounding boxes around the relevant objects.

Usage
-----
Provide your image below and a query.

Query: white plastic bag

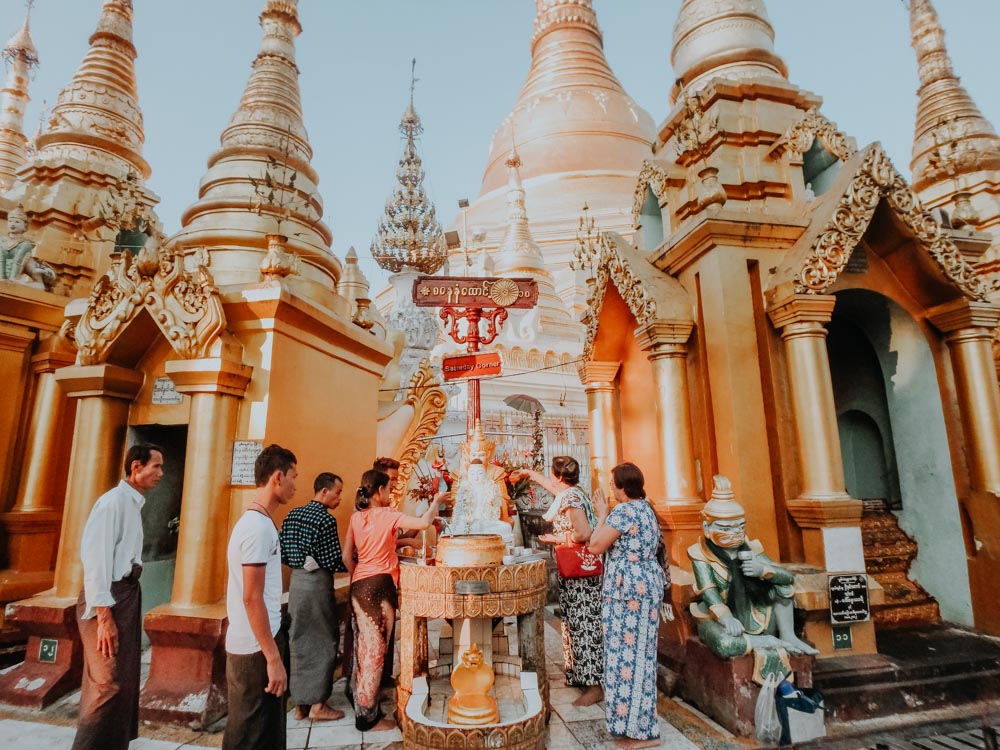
[754,675,782,744]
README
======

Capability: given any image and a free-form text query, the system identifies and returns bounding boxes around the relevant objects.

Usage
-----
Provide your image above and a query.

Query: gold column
[166,358,252,607]
[577,360,622,494]
[634,320,703,559]
[0,351,77,608]
[14,352,77,513]
[768,293,875,657]
[928,300,1000,492]
[52,364,144,598]
[768,294,849,503]
[768,293,863,567]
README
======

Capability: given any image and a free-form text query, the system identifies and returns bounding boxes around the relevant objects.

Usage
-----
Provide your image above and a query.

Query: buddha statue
[688,476,818,683]
[446,420,513,542]
[447,643,499,725]
[0,206,55,291]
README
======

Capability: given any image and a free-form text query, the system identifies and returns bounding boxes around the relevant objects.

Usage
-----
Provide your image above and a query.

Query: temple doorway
[827,289,970,626]
[128,424,187,646]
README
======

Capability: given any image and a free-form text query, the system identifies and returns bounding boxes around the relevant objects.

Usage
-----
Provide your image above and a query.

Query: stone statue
[688,475,817,683]
[446,420,513,542]
[0,206,55,291]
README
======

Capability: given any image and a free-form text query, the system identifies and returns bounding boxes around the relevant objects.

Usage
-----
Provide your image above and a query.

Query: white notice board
[231,441,264,486]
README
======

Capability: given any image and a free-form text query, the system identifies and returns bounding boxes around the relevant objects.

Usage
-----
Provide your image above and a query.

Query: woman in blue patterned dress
[588,462,666,749]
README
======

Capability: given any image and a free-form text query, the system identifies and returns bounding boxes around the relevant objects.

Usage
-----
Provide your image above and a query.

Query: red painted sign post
[413,276,539,435]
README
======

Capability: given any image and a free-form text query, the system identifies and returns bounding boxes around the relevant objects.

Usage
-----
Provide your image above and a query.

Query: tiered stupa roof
[0,10,38,190]
[34,0,148,178]
[172,0,341,304]
[459,0,654,264]
[908,0,1000,239]
[670,0,787,103]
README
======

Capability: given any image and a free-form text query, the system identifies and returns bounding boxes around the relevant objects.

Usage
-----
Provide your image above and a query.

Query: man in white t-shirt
[223,444,298,750]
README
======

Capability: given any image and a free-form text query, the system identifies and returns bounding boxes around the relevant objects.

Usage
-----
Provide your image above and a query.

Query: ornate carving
[792,144,994,301]
[73,234,226,366]
[632,160,671,229]
[582,232,660,363]
[389,358,448,508]
[673,90,722,165]
[769,108,856,161]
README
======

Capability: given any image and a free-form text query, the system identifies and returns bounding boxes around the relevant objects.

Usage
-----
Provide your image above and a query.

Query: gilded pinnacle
[371,91,446,275]
[908,0,1000,193]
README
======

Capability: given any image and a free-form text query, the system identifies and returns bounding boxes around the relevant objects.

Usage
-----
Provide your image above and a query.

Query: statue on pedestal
[446,420,513,542]
[0,206,55,291]
[688,476,817,682]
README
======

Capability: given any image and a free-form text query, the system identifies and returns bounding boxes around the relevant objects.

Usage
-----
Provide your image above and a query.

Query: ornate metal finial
[409,57,418,108]
[370,70,446,274]
[3,1,39,69]
[569,202,599,282]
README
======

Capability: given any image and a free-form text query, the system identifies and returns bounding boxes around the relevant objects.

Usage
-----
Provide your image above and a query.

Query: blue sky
[3,1,998,285]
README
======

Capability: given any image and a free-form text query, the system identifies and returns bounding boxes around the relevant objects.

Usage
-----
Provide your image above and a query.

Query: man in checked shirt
[279,472,348,721]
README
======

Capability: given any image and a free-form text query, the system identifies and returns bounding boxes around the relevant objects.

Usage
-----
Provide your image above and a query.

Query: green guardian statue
[687,475,817,682]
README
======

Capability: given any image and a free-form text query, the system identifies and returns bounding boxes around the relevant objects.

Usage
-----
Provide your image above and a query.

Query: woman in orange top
[343,469,442,731]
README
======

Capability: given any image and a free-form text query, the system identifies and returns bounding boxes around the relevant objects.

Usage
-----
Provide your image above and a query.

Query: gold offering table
[397,554,550,750]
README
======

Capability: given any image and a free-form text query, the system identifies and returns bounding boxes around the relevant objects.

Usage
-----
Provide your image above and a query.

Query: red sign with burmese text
[441,352,503,381]
[413,276,538,309]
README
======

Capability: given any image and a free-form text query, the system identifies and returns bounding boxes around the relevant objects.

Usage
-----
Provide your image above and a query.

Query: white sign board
[231,441,264,486]
[151,376,183,405]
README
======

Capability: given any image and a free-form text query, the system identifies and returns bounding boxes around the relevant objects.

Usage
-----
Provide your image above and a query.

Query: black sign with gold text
[828,573,870,625]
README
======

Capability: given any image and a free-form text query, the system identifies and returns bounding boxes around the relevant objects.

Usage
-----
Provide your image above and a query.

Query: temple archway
[829,288,970,625]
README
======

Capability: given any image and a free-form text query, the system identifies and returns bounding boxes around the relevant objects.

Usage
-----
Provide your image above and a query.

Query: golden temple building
[0,0,995,739]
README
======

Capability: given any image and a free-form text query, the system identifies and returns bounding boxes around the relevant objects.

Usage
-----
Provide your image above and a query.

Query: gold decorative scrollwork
[73,237,227,365]
[389,357,448,508]
[769,108,857,162]
[631,160,672,229]
[793,143,994,301]
[582,233,660,364]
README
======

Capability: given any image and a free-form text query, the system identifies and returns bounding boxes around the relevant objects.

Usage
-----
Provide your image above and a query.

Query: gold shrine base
[396,559,549,750]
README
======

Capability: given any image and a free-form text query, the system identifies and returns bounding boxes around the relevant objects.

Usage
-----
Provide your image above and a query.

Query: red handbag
[554,533,604,579]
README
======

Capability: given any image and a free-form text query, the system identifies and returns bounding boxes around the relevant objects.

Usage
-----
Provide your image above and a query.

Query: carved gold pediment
[582,232,693,363]
[769,108,857,162]
[768,143,995,302]
[71,240,226,366]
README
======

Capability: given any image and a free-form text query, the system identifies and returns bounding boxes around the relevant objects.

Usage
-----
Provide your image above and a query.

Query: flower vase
[697,165,727,211]
[260,233,295,280]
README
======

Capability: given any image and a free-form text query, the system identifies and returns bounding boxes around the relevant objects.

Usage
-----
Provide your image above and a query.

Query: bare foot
[572,685,604,707]
[370,717,396,731]
[308,703,345,721]
[293,705,308,721]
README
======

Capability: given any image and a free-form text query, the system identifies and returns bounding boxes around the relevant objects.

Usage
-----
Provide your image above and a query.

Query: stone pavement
[0,606,712,749]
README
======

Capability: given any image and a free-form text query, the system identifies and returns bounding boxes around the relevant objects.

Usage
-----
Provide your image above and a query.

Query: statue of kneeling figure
[688,475,817,682]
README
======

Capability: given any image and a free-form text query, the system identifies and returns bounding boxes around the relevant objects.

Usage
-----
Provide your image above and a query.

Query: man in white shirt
[223,444,297,750]
[72,443,164,750]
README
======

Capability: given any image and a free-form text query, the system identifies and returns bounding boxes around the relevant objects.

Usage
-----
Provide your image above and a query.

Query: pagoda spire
[496,143,544,275]
[0,5,39,189]
[370,64,446,275]
[478,0,653,196]
[670,0,787,102]
[173,0,335,288]
[35,0,148,178]
[908,0,1000,197]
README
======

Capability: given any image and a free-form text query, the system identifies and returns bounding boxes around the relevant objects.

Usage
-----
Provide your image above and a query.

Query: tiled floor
[0,606,702,749]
